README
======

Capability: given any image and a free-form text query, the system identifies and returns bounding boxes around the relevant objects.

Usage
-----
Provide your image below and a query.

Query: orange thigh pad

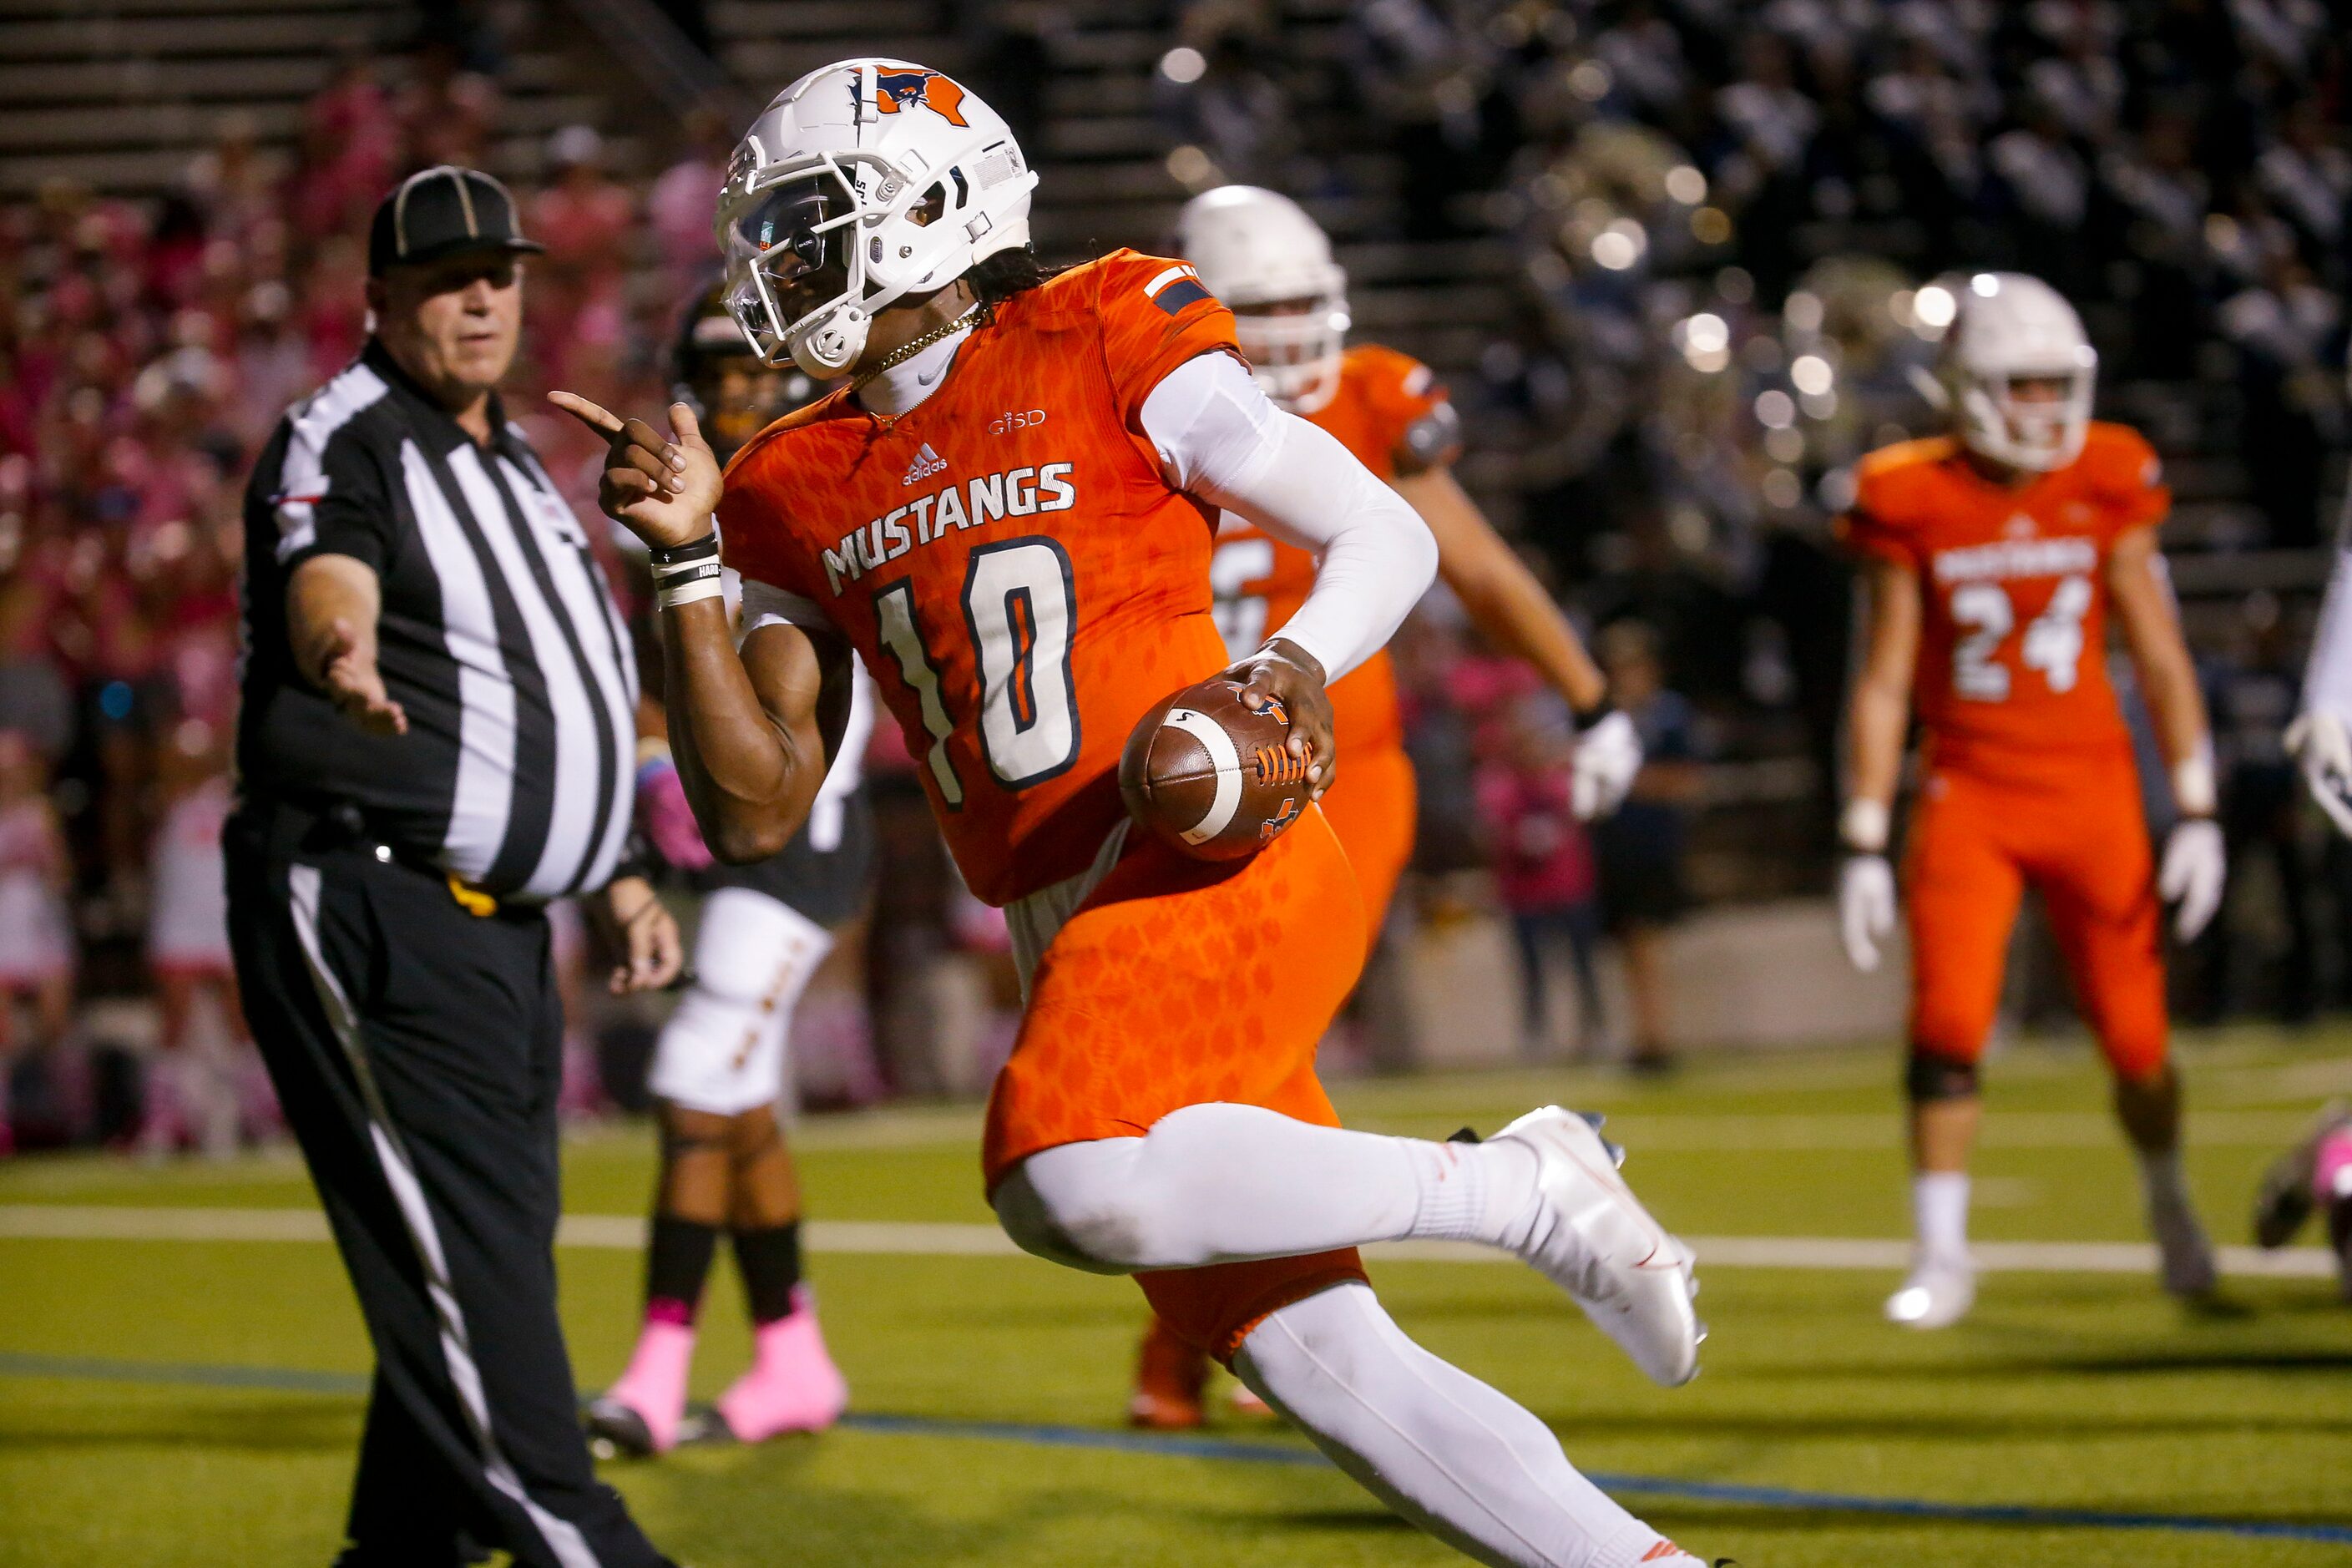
[982,810,1367,1191]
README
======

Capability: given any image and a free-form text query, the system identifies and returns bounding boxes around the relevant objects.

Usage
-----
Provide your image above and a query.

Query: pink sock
[2316,1129,2352,1204]
[604,1316,696,1452]
[716,1287,848,1441]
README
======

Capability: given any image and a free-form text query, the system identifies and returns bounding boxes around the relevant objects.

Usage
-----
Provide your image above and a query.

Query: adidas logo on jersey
[903,443,948,485]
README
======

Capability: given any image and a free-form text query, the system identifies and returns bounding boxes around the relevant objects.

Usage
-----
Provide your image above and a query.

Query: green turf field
[4,1029,2349,1565]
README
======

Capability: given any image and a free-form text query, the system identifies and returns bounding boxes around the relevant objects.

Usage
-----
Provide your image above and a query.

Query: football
[1119,676,1313,860]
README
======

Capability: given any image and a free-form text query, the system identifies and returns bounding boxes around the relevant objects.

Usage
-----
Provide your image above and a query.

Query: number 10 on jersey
[873,539,1083,807]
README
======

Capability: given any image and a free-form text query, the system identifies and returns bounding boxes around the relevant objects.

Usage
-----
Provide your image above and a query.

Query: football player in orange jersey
[1113,184,1649,1432]
[1836,272,2226,1329]
[557,59,1722,1568]
[1178,185,1645,928]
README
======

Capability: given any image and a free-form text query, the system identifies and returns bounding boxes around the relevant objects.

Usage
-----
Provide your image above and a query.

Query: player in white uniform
[2274,475,2352,1301]
[586,289,877,1455]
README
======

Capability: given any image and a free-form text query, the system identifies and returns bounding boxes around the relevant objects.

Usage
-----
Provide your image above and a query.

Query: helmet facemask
[1232,288,1349,413]
[1953,359,2094,473]
[723,159,872,378]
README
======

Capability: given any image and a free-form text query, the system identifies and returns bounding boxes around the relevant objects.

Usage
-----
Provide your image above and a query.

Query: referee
[230,166,680,1568]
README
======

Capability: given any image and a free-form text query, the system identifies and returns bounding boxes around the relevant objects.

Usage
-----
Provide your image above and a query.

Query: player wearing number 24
[1835,271,2224,1332]
[555,56,1722,1568]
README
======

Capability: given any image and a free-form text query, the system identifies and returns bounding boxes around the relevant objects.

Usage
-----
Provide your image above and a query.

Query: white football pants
[991,1105,1685,1568]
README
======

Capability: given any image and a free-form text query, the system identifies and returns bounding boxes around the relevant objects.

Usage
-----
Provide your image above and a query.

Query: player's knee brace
[1905,1052,1980,1103]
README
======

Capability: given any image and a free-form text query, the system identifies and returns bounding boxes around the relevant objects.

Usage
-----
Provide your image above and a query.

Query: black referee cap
[368,165,546,277]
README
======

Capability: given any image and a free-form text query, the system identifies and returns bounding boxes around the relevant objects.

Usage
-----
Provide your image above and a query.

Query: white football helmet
[1938,271,2096,473]
[716,59,1039,378]
[1175,185,1349,412]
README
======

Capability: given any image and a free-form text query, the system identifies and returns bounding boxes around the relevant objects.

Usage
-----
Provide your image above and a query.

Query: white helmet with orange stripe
[716,58,1039,379]
[1175,185,1350,413]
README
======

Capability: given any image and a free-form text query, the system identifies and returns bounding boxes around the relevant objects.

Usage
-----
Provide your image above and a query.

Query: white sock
[1234,1282,1679,1568]
[1399,1130,1544,1249]
[2137,1146,2192,1212]
[1913,1171,1970,1266]
[997,1103,1545,1271]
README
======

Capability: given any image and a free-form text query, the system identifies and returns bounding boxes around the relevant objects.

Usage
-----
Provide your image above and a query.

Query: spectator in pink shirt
[1478,695,1607,1058]
[648,109,733,296]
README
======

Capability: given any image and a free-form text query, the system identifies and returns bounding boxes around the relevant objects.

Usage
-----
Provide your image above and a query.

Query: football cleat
[1884,1257,1975,1329]
[1490,1105,1703,1387]
[584,1395,660,1460]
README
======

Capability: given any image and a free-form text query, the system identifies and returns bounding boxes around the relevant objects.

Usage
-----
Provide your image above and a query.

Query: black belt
[234,797,518,918]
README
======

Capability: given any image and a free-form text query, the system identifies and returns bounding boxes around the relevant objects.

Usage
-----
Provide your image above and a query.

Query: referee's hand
[549,392,723,550]
[318,617,407,736]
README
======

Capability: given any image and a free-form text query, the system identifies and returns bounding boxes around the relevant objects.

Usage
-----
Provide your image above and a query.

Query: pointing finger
[547,390,625,436]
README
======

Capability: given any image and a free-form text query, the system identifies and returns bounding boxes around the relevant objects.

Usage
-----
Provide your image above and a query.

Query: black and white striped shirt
[240,341,639,901]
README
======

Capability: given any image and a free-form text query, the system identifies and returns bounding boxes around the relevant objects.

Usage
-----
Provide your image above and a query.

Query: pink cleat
[714,1287,848,1442]
[586,1317,695,1457]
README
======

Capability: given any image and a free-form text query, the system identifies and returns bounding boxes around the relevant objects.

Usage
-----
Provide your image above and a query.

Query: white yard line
[0,1205,2335,1278]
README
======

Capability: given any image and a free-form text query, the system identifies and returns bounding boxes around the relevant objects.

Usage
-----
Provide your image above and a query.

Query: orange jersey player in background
[1835,271,2226,1331]
[1179,185,1641,945]
[1115,184,1648,1433]
[557,59,1720,1568]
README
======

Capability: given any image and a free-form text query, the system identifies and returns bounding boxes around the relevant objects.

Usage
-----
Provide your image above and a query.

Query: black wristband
[648,534,719,568]
[1573,694,1616,727]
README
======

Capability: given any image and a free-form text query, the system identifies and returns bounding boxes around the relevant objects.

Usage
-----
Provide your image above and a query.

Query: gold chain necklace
[852,303,982,392]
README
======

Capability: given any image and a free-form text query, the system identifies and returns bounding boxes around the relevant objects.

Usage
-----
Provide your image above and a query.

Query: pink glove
[637,756,713,873]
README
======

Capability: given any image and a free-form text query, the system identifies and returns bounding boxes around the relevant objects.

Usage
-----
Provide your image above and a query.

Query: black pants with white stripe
[226,804,670,1568]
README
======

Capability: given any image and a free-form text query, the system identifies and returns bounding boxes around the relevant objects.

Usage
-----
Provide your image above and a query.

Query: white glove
[1838,853,1898,973]
[1571,707,1644,820]
[2157,817,2225,943]
[2287,709,2352,837]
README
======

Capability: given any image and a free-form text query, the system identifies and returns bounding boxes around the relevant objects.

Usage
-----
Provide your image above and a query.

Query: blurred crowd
[1158,0,2352,766]
[0,32,716,1152]
[1160,0,2352,1001]
[3,0,2352,1153]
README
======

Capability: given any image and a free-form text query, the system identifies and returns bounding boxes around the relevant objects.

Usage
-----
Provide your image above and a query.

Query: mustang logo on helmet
[875,68,968,127]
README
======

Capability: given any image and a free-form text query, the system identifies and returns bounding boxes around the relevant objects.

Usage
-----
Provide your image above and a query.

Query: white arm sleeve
[1139,352,1437,682]
[2305,498,2352,716]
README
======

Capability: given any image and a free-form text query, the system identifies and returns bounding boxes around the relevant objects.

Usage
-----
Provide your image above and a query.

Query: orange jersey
[1208,342,1460,755]
[720,250,1237,906]
[1838,422,2167,772]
